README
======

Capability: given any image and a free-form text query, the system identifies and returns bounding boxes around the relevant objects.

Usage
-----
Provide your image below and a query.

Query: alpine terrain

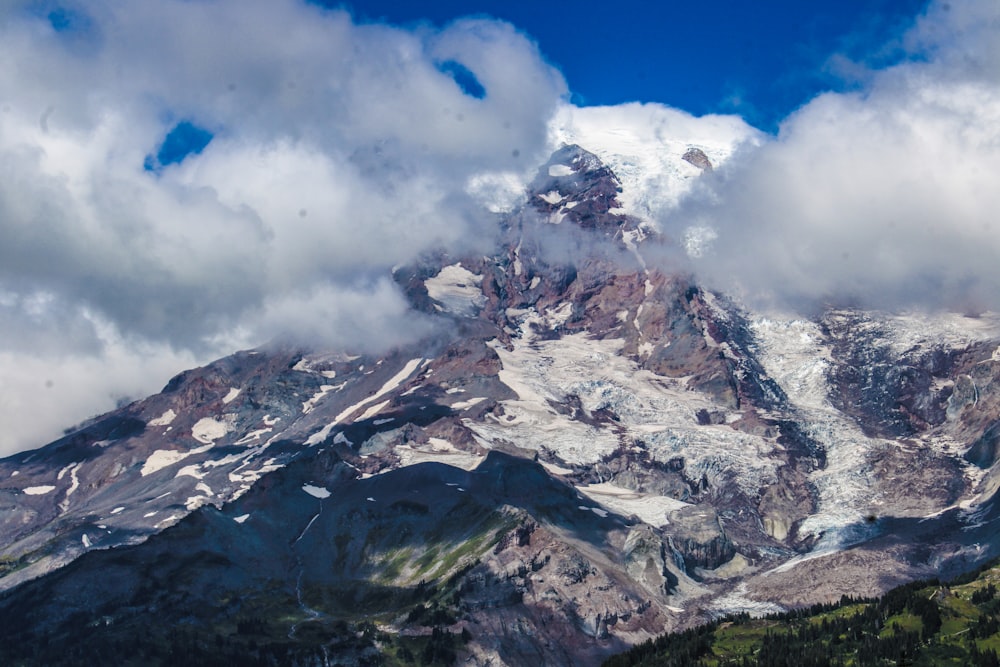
[2,137,1000,666]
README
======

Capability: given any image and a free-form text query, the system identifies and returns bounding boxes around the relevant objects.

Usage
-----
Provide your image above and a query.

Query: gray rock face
[2,145,1000,665]
[681,147,713,171]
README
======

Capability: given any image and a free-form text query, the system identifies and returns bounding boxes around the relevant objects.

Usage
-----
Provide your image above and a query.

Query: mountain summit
[2,144,1000,666]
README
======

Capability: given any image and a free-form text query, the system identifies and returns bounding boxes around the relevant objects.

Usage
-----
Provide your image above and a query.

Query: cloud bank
[0,0,566,454]
[676,0,1000,314]
[3,0,999,455]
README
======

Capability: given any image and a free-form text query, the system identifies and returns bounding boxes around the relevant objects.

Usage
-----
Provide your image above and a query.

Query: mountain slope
[2,143,1000,665]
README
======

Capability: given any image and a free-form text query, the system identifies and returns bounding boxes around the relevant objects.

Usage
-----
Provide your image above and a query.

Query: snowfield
[471,310,780,496]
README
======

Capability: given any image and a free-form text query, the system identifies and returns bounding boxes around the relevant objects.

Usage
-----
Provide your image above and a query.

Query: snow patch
[234,426,274,445]
[233,513,250,524]
[175,464,207,479]
[185,495,212,511]
[302,484,331,499]
[578,505,609,518]
[540,461,574,476]
[23,485,56,496]
[82,534,91,548]
[110,506,125,515]
[155,514,182,529]
[424,264,486,317]
[141,444,213,476]
[307,357,424,445]
[548,163,574,177]
[149,409,177,426]
[227,459,284,486]
[358,399,391,421]
[451,396,487,411]
[395,439,485,471]
[142,450,191,477]
[577,483,688,527]
[545,302,573,328]
[305,423,337,447]
[538,190,564,205]
[59,462,83,513]
[192,417,230,444]
[302,384,342,414]
[222,388,241,404]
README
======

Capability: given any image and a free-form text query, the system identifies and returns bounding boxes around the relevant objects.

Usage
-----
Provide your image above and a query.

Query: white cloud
[549,102,761,222]
[0,308,201,455]
[675,0,1000,313]
[5,0,997,457]
[0,0,566,454]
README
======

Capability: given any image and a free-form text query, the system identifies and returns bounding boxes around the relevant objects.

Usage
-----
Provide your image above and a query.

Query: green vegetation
[604,560,1000,667]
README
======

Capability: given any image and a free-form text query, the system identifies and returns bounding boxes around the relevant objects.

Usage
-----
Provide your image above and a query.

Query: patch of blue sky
[144,121,214,173]
[436,60,486,99]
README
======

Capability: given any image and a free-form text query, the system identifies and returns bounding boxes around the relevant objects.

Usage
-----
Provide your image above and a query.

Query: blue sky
[334,0,930,131]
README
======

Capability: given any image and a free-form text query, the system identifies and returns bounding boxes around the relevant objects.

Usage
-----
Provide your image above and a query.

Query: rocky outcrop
[667,506,735,572]
[682,147,713,171]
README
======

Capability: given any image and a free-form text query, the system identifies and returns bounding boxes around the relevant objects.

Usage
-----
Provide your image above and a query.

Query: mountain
[2,142,1000,666]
